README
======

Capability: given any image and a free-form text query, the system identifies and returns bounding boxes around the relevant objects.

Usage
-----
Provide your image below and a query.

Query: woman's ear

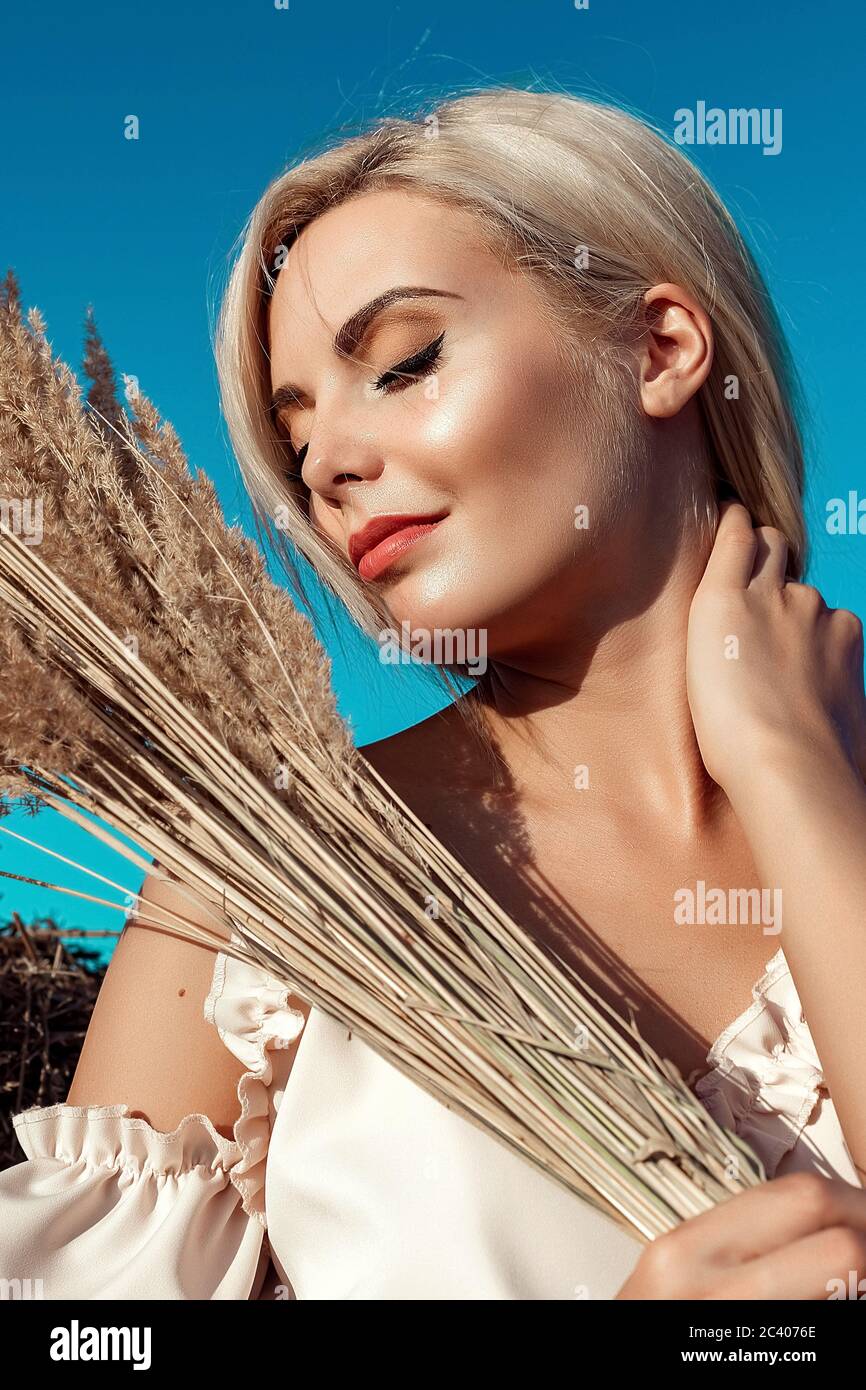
[637,282,714,419]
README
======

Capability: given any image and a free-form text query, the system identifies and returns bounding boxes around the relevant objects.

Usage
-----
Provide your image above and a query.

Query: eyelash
[286,331,446,473]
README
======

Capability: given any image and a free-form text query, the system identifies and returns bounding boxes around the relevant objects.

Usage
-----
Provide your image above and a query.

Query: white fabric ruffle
[695,947,836,1179]
[1,933,306,1299]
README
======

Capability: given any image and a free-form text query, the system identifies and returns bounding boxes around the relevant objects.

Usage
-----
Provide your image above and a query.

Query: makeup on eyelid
[280,331,446,467]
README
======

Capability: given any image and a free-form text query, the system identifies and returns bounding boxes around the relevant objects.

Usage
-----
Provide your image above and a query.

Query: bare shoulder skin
[66,874,247,1134]
[66,871,310,1135]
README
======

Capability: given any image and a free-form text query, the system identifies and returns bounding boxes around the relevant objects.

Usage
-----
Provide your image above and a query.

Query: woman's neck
[479,516,727,838]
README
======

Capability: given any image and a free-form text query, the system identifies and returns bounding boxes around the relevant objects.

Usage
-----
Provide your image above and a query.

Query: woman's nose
[301,429,384,501]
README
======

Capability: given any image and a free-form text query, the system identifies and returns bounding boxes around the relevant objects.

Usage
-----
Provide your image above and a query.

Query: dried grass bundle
[0,271,766,1241]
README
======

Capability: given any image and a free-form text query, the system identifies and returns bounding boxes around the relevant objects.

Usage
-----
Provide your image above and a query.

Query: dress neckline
[686,945,787,1090]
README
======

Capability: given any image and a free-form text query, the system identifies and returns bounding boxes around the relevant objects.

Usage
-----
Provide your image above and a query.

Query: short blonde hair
[215,84,807,652]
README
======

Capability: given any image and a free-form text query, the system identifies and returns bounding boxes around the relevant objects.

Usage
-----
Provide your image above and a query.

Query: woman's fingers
[714,1222,866,1301]
[701,500,757,590]
[749,526,790,589]
[701,503,790,590]
[617,1176,866,1299]
[672,1173,866,1268]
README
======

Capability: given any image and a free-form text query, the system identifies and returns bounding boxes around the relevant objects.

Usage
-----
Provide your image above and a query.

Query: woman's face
[267,188,654,660]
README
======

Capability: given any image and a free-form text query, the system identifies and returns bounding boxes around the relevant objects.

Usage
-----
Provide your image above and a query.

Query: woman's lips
[357,519,445,582]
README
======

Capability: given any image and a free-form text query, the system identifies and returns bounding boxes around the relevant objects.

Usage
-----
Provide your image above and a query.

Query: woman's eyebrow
[270,285,462,414]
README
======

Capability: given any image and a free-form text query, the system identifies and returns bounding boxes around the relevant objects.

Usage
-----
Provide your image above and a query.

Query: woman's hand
[686,501,866,798]
[685,502,866,1186]
[616,1172,866,1299]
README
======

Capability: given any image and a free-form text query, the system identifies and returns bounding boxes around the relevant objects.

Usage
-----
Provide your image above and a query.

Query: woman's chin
[374,591,493,669]
[378,594,486,636]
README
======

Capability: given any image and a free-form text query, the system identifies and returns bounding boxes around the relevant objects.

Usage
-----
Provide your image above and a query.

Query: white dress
[1,940,860,1300]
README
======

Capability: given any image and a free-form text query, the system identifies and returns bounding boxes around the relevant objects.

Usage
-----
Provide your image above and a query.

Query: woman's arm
[722,738,866,1182]
[67,871,248,1132]
[686,501,866,1179]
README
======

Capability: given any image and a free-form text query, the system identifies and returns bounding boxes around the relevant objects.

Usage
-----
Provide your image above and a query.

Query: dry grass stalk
[0,271,766,1241]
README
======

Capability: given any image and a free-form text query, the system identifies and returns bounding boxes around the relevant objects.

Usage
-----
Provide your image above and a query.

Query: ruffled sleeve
[694,947,859,1183]
[202,934,308,1220]
[0,934,306,1300]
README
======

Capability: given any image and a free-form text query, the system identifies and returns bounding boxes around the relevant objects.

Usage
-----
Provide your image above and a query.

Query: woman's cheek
[414,371,479,476]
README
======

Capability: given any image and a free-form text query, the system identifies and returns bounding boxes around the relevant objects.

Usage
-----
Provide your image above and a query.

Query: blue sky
[2,0,864,960]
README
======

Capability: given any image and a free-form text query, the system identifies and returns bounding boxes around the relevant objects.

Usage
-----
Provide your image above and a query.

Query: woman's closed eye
[370,329,446,394]
[284,331,447,473]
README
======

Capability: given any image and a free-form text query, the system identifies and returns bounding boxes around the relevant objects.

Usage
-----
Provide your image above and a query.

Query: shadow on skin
[359,696,721,1099]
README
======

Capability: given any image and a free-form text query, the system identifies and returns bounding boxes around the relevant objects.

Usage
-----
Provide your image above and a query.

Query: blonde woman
[3,87,866,1301]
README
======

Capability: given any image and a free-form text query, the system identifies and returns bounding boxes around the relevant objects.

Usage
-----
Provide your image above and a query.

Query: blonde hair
[215,85,807,665]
